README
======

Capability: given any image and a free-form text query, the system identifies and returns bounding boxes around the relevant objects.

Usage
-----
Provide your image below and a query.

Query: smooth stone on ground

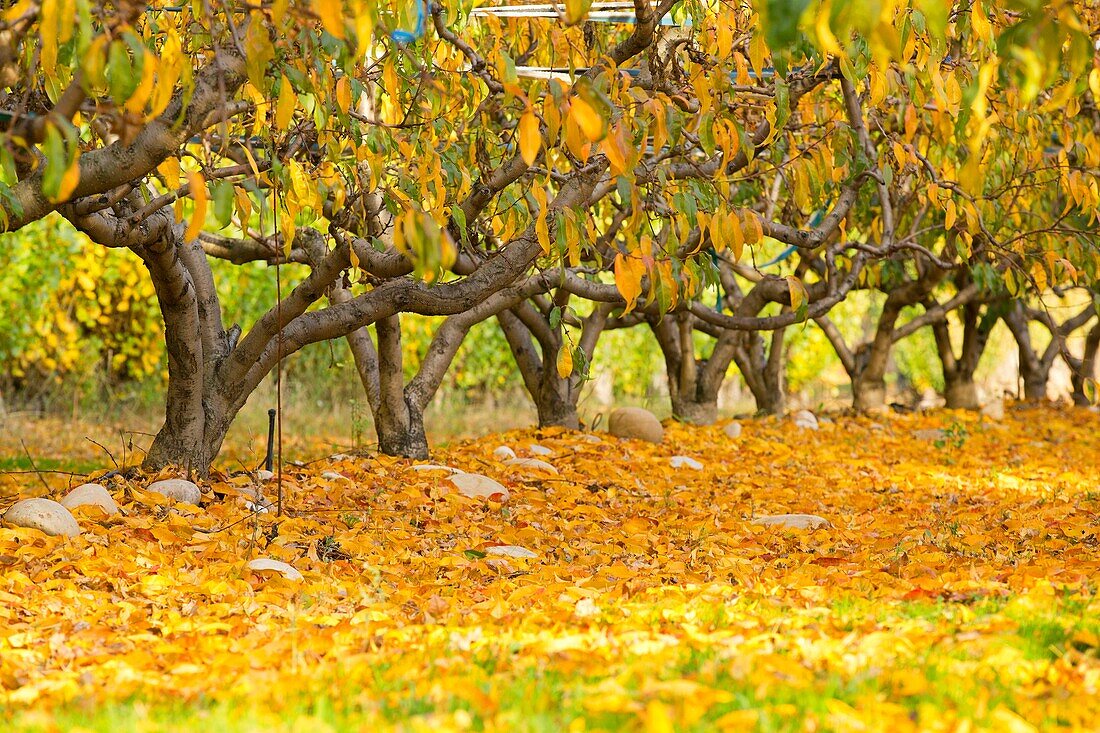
[485,545,537,559]
[2,498,81,536]
[255,469,275,482]
[410,464,464,474]
[321,471,347,481]
[982,398,1005,420]
[751,513,831,530]
[503,457,558,474]
[147,479,202,504]
[59,483,120,516]
[450,473,510,501]
[723,421,743,439]
[492,446,517,460]
[792,410,819,430]
[527,444,552,456]
[246,558,303,581]
[670,455,703,470]
[608,407,664,443]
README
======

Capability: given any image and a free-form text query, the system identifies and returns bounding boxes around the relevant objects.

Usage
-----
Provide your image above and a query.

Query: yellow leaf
[556,344,573,379]
[314,0,345,39]
[601,125,630,176]
[519,111,541,166]
[158,157,180,190]
[275,75,296,131]
[148,29,183,119]
[185,171,207,242]
[786,275,805,310]
[564,0,593,25]
[570,96,605,142]
[644,700,675,733]
[741,210,763,244]
[335,76,352,112]
[614,252,645,314]
[124,52,158,114]
[813,0,844,57]
[727,210,745,261]
[532,184,551,253]
[748,28,767,79]
[944,198,957,231]
[56,153,80,201]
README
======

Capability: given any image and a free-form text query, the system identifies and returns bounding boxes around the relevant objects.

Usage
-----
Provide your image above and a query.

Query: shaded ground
[1,404,1098,732]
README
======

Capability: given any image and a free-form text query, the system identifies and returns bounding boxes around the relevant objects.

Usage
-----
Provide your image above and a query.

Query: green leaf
[212,180,234,229]
[764,0,812,56]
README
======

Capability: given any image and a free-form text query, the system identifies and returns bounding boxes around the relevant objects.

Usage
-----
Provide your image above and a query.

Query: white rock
[573,597,600,619]
[528,444,552,456]
[410,464,464,474]
[670,455,703,470]
[450,473,510,501]
[246,558,303,581]
[580,434,603,444]
[2,498,80,537]
[792,410,819,430]
[321,470,347,481]
[981,398,1005,420]
[147,479,202,504]
[485,545,537,559]
[723,421,743,439]
[255,470,275,482]
[59,483,119,516]
[492,446,517,460]
[751,513,831,530]
[503,457,558,474]
[328,453,353,461]
[608,407,664,443]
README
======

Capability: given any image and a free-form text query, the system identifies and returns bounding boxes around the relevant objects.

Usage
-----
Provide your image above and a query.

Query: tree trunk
[931,298,995,412]
[732,329,786,415]
[943,376,981,410]
[535,370,582,428]
[1071,323,1100,406]
[373,314,430,459]
[649,312,736,425]
[851,376,887,412]
[497,299,610,430]
[139,222,241,475]
[1003,302,1048,401]
[376,392,429,459]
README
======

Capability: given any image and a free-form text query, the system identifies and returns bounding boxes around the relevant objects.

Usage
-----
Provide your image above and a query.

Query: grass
[6,591,1096,732]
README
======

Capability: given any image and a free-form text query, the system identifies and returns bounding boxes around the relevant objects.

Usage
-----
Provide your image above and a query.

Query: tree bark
[931,298,995,411]
[1003,302,1048,401]
[498,299,611,429]
[649,311,739,424]
[1070,322,1100,406]
[730,329,786,415]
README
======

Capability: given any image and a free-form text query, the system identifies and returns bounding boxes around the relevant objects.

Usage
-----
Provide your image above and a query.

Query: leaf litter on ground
[0,404,1098,732]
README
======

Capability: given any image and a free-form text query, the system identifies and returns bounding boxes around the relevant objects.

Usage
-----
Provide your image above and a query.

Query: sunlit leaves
[555,342,573,378]
[614,252,646,315]
[314,0,346,39]
[275,75,297,131]
[518,111,541,166]
[570,96,605,143]
[184,172,208,242]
